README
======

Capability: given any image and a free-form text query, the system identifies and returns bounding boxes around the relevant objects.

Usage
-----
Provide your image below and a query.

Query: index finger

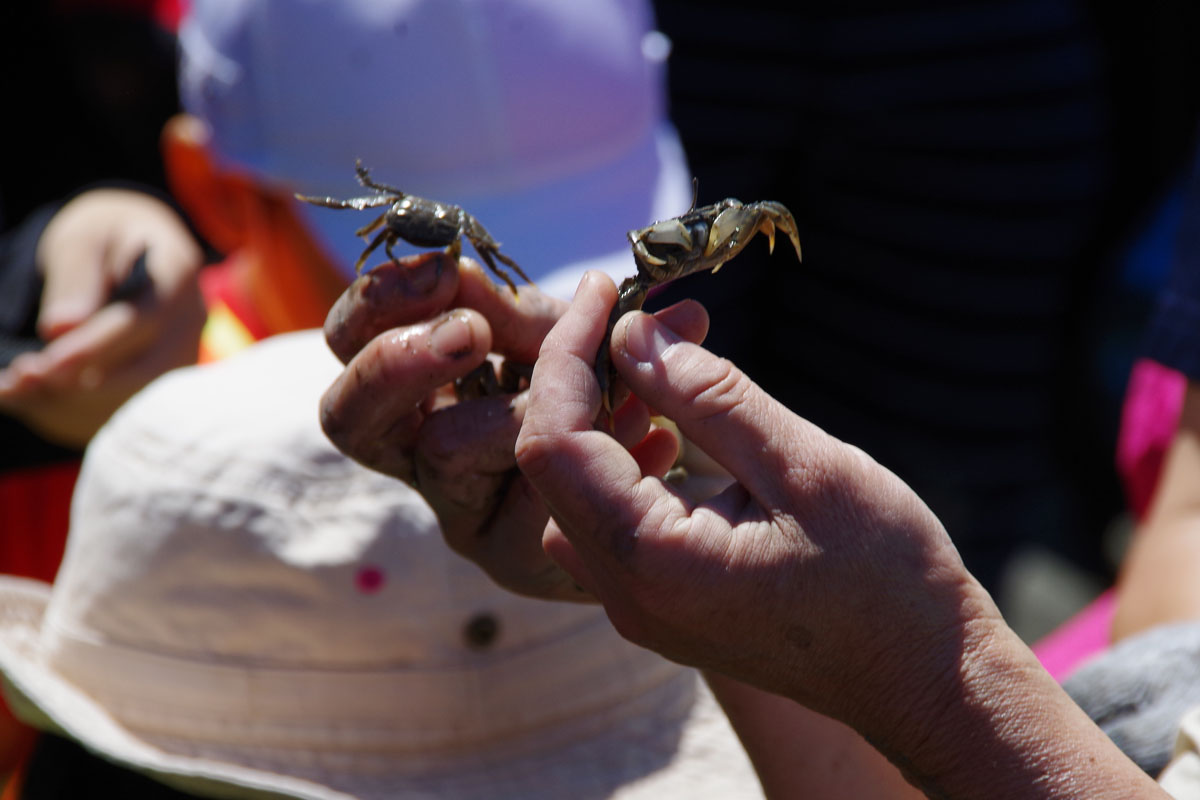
[608,310,846,516]
[515,272,678,565]
[324,252,568,365]
[324,252,460,363]
[28,301,148,386]
[450,260,569,364]
[37,238,110,340]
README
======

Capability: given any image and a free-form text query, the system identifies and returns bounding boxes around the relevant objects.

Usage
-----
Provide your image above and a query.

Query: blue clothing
[1144,150,1200,379]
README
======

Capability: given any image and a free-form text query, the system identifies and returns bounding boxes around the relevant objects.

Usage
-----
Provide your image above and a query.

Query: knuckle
[513,429,557,484]
[681,357,754,421]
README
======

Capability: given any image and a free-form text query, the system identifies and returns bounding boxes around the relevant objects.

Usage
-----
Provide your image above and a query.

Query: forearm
[1113,515,1200,640]
[707,611,1164,799]
[866,618,1166,799]
[704,671,921,799]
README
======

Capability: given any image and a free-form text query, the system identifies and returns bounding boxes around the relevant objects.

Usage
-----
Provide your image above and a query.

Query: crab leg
[293,193,395,211]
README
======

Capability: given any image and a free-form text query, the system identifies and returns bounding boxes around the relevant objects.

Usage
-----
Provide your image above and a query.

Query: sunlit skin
[1113,382,1200,640]
[512,272,1168,799]
[0,189,206,448]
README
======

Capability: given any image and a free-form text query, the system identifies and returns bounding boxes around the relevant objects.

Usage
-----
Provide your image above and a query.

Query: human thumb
[36,248,109,340]
[609,309,835,508]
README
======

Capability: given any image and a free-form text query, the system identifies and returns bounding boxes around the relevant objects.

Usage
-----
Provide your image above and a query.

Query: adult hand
[318,254,708,600]
[516,272,1165,799]
[0,189,206,447]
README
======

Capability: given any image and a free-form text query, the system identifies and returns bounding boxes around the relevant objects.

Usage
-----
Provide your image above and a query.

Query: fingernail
[9,353,45,378]
[40,301,90,333]
[573,270,601,299]
[400,251,445,297]
[430,311,475,358]
[622,313,679,364]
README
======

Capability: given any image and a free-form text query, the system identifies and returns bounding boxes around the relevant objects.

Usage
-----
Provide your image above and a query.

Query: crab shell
[628,198,802,286]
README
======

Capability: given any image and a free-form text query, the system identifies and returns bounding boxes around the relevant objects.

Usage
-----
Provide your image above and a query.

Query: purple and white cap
[178,0,692,298]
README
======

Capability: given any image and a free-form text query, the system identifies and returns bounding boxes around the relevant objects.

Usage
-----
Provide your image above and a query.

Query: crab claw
[757,200,803,263]
[704,202,802,267]
[703,205,752,260]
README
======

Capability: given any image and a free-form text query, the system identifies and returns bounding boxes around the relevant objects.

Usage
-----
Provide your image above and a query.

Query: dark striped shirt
[649,0,1150,583]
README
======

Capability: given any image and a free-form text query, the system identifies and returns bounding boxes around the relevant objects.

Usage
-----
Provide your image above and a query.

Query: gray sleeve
[1064,620,1200,776]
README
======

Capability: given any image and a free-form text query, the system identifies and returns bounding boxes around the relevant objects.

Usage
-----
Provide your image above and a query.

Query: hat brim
[0,577,334,799]
[0,575,760,800]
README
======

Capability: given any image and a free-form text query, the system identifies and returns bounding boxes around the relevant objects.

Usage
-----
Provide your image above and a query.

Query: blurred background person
[0,0,197,579]
[1037,143,1200,780]
[0,0,203,779]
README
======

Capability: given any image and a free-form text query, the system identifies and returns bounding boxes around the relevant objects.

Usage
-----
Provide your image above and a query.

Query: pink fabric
[1033,358,1185,681]
[1115,358,1187,519]
[1032,589,1117,681]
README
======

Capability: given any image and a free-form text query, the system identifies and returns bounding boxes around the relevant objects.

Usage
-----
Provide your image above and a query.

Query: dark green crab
[296,160,531,294]
[596,196,803,416]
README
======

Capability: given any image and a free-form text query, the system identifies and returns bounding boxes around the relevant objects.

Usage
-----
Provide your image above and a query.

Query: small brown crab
[596,196,802,415]
[296,160,532,295]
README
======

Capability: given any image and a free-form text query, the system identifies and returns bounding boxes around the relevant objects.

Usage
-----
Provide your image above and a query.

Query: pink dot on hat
[355,565,386,594]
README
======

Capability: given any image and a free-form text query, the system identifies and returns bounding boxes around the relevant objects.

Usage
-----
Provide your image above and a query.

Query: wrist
[858,612,1162,799]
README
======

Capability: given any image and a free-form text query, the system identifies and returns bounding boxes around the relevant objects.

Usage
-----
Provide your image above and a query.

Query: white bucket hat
[178,0,693,299]
[0,331,761,799]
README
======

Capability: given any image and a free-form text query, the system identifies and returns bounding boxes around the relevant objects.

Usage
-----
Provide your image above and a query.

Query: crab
[295,160,532,295]
[596,196,803,416]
